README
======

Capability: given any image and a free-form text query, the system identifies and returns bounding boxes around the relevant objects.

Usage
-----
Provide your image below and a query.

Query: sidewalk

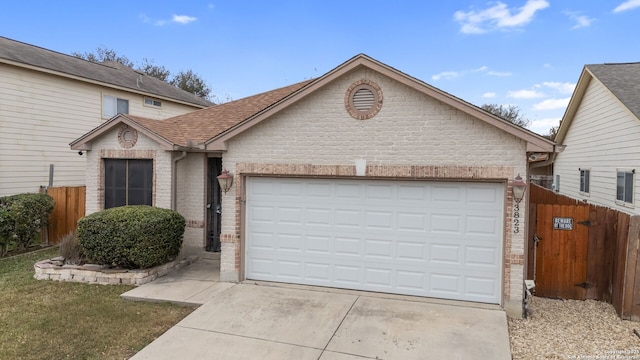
[121,257,235,306]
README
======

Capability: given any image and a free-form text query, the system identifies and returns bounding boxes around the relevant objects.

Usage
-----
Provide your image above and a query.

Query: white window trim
[143,97,163,108]
[102,94,129,119]
[615,169,635,208]
[579,168,590,196]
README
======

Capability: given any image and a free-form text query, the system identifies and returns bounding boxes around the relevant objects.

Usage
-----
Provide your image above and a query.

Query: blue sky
[2,1,639,135]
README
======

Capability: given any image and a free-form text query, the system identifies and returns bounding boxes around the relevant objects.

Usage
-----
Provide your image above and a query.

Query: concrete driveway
[130,283,511,359]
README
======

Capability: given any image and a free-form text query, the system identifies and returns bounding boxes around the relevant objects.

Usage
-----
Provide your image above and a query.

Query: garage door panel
[335,265,361,285]
[397,212,427,232]
[246,178,503,304]
[364,211,394,230]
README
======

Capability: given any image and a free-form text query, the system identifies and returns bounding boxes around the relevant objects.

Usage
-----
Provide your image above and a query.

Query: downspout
[172,151,187,211]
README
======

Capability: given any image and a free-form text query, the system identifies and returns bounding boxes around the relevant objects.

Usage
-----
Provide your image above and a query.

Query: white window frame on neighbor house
[579,168,590,195]
[616,169,634,206]
[143,97,162,108]
[102,95,129,118]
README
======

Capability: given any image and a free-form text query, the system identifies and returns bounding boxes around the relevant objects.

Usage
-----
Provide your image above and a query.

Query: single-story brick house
[71,54,556,317]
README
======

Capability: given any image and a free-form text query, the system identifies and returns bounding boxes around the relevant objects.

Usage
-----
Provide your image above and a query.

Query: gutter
[171,151,187,211]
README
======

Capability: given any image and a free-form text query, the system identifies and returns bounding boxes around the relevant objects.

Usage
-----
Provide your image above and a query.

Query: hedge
[0,193,54,257]
[77,206,185,269]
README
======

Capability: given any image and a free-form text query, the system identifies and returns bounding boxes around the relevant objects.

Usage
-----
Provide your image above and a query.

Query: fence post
[621,215,640,320]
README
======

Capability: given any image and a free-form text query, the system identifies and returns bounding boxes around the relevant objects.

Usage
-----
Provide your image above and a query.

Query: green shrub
[77,206,185,269]
[0,193,54,257]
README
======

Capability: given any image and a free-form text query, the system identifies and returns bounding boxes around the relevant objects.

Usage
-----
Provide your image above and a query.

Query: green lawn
[0,247,194,359]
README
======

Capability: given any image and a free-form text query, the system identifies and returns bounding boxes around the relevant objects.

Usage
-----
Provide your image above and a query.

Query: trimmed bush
[0,193,54,257]
[77,206,185,269]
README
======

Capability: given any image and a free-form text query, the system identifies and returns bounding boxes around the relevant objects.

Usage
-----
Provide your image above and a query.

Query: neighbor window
[616,170,634,204]
[104,159,152,209]
[144,97,162,107]
[579,169,590,193]
[103,95,129,118]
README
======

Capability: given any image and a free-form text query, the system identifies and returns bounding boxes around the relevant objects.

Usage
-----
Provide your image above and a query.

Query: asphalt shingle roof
[0,36,212,107]
[587,62,640,120]
[157,80,313,146]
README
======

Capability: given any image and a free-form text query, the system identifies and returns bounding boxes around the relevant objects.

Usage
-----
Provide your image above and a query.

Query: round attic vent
[345,79,383,120]
[118,125,138,148]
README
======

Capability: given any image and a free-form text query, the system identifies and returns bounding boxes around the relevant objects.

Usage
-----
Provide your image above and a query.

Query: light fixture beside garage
[217,169,234,193]
[512,174,527,203]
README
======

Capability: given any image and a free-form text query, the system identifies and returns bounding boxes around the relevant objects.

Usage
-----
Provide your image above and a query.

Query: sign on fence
[553,217,573,230]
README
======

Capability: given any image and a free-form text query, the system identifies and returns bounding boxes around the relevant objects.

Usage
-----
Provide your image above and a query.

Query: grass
[0,247,195,360]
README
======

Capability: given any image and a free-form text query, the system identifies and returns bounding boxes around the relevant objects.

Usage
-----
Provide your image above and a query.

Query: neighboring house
[553,62,640,215]
[0,36,212,196]
[71,54,556,317]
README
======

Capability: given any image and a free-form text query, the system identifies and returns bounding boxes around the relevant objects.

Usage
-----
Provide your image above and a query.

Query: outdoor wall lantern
[512,174,527,203]
[217,169,234,194]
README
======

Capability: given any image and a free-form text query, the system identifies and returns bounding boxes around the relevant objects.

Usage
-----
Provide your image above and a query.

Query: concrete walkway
[122,259,513,360]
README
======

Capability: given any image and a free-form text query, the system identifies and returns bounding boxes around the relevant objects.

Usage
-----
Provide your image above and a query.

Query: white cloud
[529,117,562,135]
[454,0,550,34]
[533,97,571,110]
[432,71,459,81]
[483,92,497,98]
[172,15,197,24]
[508,89,546,99]
[488,70,512,77]
[543,63,552,68]
[565,11,594,29]
[542,81,576,94]
[613,0,640,13]
[432,66,511,81]
[140,13,197,26]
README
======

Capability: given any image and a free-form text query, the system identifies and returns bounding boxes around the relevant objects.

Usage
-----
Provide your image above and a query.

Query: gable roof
[0,36,212,108]
[555,62,640,144]
[72,54,555,153]
[70,81,311,150]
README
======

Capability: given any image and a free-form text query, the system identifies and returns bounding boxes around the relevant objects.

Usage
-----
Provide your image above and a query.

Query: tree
[547,121,561,141]
[72,47,212,100]
[72,46,133,67]
[139,58,171,82]
[481,104,530,128]
[170,69,211,100]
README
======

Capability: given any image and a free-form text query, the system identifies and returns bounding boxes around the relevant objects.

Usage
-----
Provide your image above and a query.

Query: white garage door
[245,177,504,304]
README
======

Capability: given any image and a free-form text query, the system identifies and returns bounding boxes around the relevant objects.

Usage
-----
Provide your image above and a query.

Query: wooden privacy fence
[41,186,86,245]
[529,184,640,320]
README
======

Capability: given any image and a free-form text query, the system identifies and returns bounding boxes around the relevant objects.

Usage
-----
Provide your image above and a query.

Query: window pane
[584,171,590,193]
[617,173,625,201]
[625,173,634,203]
[104,159,126,209]
[103,95,116,118]
[117,98,129,114]
[127,160,153,205]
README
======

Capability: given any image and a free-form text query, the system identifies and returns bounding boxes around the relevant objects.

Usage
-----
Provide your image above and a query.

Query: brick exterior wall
[219,68,528,316]
[176,153,207,255]
[85,126,173,215]
[85,127,208,256]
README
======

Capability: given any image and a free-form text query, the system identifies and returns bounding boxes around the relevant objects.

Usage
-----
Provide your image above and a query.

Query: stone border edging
[34,256,198,286]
